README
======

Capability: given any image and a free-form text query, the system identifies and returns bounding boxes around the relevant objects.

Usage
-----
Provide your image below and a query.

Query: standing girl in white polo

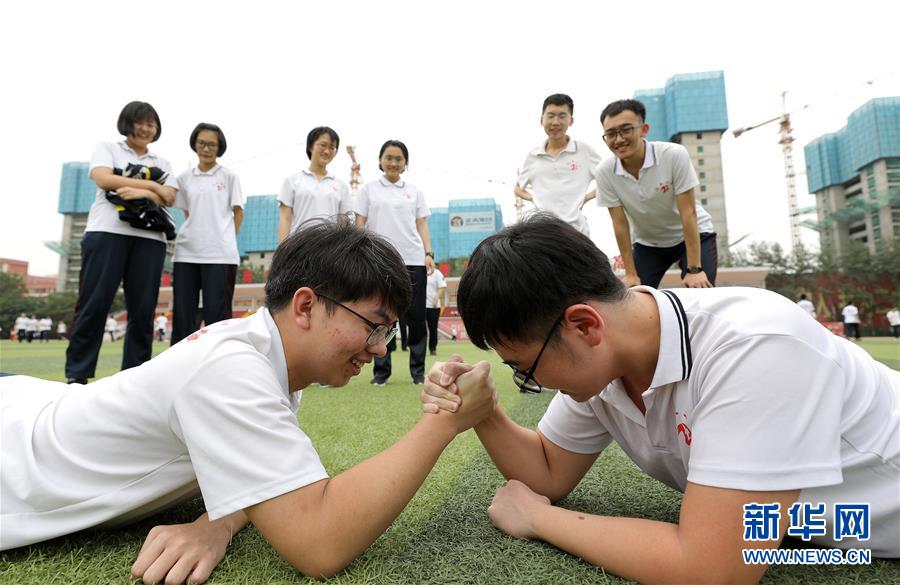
[277,126,352,241]
[355,140,434,385]
[171,123,245,344]
[64,101,178,384]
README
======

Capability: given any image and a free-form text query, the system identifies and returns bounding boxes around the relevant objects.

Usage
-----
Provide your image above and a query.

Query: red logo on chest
[675,410,692,446]
[568,160,580,172]
[658,182,671,193]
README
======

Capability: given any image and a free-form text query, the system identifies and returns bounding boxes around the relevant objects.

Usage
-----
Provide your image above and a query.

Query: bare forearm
[514,184,534,202]
[233,208,243,234]
[612,220,637,276]
[532,506,702,584]
[250,414,457,576]
[277,208,291,242]
[475,409,562,499]
[680,211,702,267]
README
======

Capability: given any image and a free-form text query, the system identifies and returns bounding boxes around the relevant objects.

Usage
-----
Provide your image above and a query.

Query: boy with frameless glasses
[422,214,899,583]
[1,222,497,584]
[593,98,718,289]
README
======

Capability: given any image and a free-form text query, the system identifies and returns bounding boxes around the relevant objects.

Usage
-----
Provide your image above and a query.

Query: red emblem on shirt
[568,160,580,172]
[676,422,692,446]
[658,182,671,193]
[215,183,225,191]
[186,328,209,342]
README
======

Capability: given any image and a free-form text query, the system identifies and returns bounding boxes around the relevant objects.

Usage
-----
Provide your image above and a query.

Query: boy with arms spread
[423,214,899,584]
[515,93,602,235]
[2,222,495,584]
[594,98,717,288]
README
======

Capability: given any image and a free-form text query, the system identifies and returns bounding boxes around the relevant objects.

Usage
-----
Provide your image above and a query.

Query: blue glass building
[804,97,900,254]
[428,198,503,263]
[633,71,730,253]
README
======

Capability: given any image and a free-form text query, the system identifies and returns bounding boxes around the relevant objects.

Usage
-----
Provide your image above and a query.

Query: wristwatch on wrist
[425,251,435,259]
[686,266,703,274]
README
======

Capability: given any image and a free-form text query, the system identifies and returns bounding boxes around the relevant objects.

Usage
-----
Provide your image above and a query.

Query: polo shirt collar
[614,139,655,177]
[259,307,291,397]
[117,140,155,159]
[641,286,693,387]
[302,168,334,181]
[379,175,405,188]
[532,136,576,157]
[192,164,221,176]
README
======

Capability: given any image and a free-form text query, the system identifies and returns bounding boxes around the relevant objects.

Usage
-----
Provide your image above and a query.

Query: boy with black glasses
[593,98,717,289]
[422,214,899,583]
[2,222,496,583]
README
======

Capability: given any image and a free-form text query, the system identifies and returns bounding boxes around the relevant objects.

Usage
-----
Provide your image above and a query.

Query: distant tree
[0,273,36,338]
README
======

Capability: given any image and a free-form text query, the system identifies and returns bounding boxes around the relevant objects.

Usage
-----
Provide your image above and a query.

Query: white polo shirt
[842,305,860,324]
[518,138,601,235]
[85,141,179,242]
[355,176,430,266]
[278,169,352,233]
[538,286,900,556]
[426,269,447,308]
[174,165,244,265]
[888,309,900,327]
[155,315,168,330]
[796,298,816,318]
[0,309,329,550]
[594,140,713,247]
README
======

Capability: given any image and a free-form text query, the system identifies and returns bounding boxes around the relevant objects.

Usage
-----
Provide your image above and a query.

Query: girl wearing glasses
[355,140,435,385]
[278,126,352,241]
[170,123,245,344]
[65,101,178,385]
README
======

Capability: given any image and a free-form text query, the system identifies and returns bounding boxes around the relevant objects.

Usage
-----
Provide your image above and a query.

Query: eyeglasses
[197,141,219,151]
[510,314,564,394]
[317,294,397,346]
[602,124,643,144]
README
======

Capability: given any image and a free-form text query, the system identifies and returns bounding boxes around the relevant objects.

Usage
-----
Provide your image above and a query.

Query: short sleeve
[583,141,603,169]
[669,146,700,195]
[230,172,244,208]
[593,163,621,208]
[338,181,352,214]
[687,336,845,491]
[517,154,533,188]
[172,349,329,520]
[537,392,613,454]
[156,157,179,190]
[415,188,430,219]
[89,142,115,172]
[354,183,370,217]
[174,171,191,210]
[277,176,294,207]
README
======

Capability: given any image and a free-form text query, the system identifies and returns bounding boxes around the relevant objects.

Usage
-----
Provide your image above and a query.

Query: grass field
[1,338,898,584]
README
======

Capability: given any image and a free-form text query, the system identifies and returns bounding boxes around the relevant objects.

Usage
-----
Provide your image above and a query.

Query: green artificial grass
[1,339,898,584]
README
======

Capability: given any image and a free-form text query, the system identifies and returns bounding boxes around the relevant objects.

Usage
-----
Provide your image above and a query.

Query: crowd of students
[12,315,63,342]
[1,96,897,585]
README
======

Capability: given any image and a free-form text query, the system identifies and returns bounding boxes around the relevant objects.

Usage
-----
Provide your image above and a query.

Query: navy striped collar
[641,287,693,386]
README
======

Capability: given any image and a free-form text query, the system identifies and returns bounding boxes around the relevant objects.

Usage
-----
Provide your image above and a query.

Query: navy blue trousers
[633,232,718,288]
[170,262,237,344]
[65,232,165,379]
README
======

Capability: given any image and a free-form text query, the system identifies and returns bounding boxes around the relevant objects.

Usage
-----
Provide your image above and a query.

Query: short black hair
[306,126,340,160]
[117,101,162,142]
[542,93,574,115]
[457,213,627,350]
[189,122,227,157]
[264,220,411,319]
[799,293,808,300]
[600,99,646,125]
[378,140,409,171]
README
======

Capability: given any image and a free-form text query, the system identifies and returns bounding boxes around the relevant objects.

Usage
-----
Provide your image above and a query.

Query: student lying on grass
[421,213,899,584]
[1,221,496,584]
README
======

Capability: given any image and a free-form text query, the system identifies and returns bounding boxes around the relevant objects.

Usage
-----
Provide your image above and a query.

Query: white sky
[2,0,899,276]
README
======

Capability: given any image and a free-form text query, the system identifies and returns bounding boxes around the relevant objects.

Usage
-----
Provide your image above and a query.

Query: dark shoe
[370,378,387,387]
[401,346,408,352]
[429,350,437,356]
[413,376,425,385]
[67,378,88,385]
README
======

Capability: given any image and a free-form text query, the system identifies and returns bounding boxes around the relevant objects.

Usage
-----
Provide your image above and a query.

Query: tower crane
[732,91,810,252]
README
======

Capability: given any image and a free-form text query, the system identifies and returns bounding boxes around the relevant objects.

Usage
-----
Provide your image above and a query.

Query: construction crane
[732,91,810,252]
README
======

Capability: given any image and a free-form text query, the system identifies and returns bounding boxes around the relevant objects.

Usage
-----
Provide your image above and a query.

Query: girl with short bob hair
[277,126,352,242]
[170,122,245,344]
[65,101,178,383]
[355,139,435,385]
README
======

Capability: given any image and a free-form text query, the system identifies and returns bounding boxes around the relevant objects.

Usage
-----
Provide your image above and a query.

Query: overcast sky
[2,0,898,276]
